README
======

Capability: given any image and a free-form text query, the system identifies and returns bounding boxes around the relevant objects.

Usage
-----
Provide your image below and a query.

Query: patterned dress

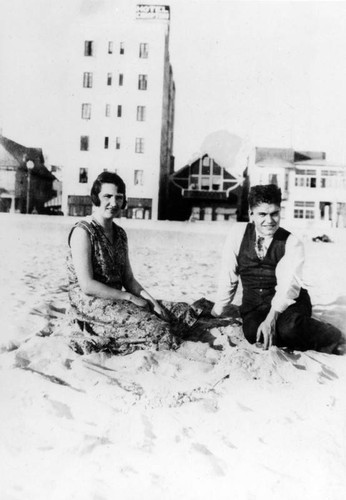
[66,217,210,355]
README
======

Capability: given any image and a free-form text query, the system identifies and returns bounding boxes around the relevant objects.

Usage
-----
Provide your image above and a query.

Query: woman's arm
[70,227,146,307]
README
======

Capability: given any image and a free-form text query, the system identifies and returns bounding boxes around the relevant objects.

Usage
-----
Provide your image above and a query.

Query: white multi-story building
[247,147,346,228]
[62,3,175,220]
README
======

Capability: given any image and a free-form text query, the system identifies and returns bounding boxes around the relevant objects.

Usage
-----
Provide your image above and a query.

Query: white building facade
[62,3,175,220]
[249,147,346,228]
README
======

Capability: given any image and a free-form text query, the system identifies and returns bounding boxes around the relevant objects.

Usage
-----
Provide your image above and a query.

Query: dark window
[202,163,210,175]
[134,170,144,185]
[138,74,147,90]
[191,163,199,175]
[104,137,109,149]
[139,43,149,58]
[80,136,89,151]
[117,105,122,117]
[136,105,146,121]
[120,42,125,54]
[83,72,93,88]
[135,137,144,153]
[107,73,112,85]
[116,137,121,149]
[213,164,221,175]
[108,41,113,54]
[119,74,124,86]
[84,41,94,56]
[79,168,88,183]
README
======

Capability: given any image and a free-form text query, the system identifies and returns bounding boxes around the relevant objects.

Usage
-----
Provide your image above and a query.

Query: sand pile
[0,214,345,500]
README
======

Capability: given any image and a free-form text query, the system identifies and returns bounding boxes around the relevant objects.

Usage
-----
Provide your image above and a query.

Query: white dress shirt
[213,223,305,316]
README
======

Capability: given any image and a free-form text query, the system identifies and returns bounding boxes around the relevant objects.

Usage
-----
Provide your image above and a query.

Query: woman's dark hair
[90,172,127,208]
[248,184,282,209]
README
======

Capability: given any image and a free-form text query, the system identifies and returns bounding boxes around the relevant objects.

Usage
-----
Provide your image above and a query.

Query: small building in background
[241,146,346,228]
[0,135,57,214]
[169,153,244,221]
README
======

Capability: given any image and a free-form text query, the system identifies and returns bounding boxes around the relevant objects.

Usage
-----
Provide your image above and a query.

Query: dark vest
[238,223,290,315]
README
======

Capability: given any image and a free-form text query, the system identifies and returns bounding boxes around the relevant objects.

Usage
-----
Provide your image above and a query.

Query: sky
[1,0,346,171]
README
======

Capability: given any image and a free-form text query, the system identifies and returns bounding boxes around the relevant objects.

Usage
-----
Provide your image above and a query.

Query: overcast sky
[1,0,346,170]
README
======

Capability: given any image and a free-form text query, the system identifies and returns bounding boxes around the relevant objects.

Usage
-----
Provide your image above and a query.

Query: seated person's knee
[242,321,258,344]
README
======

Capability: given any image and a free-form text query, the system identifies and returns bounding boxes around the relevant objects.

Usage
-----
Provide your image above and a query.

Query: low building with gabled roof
[0,135,57,213]
[169,153,244,221]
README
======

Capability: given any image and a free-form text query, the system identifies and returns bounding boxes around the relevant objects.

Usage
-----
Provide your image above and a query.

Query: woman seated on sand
[67,172,233,355]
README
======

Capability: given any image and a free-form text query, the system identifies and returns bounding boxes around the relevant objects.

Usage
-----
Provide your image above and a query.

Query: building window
[135,137,144,153]
[80,136,89,151]
[294,201,315,219]
[115,137,121,149]
[119,74,124,86]
[120,42,125,54]
[68,195,92,216]
[83,72,93,88]
[117,105,122,117]
[138,74,147,90]
[188,157,223,191]
[79,168,88,183]
[136,105,146,121]
[84,41,94,56]
[108,41,113,54]
[107,73,112,86]
[268,173,278,186]
[105,104,111,117]
[104,137,109,149]
[81,103,91,120]
[321,170,338,188]
[134,170,144,185]
[139,43,149,58]
[295,169,316,188]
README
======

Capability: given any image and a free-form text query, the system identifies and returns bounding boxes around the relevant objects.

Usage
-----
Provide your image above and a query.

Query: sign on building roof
[136,4,170,20]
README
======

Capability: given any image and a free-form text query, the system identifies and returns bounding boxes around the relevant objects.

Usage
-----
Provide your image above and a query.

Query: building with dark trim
[169,153,244,221]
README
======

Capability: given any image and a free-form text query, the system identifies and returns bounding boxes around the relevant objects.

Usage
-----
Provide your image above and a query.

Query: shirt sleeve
[271,233,305,313]
[212,224,245,316]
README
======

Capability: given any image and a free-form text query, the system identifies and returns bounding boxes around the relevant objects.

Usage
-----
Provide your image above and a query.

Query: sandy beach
[0,213,346,500]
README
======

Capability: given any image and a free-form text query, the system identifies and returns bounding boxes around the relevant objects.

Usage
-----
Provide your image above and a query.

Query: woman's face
[97,183,124,219]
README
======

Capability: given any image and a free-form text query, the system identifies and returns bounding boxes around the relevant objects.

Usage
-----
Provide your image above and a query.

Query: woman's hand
[127,293,148,308]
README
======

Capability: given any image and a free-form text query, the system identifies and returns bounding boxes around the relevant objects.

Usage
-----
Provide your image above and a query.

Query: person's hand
[256,311,278,349]
[127,293,148,308]
[150,299,170,321]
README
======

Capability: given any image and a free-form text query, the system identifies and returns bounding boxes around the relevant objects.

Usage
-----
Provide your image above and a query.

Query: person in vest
[211,184,343,353]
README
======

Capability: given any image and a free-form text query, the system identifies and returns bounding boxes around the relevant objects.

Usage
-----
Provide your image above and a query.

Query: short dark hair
[248,184,282,209]
[90,172,127,208]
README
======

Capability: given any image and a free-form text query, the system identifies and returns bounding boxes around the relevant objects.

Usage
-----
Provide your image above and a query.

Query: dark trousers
[242,291,341,352]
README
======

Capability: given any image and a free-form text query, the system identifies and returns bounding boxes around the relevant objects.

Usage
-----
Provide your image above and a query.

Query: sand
[0,214,345,500]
